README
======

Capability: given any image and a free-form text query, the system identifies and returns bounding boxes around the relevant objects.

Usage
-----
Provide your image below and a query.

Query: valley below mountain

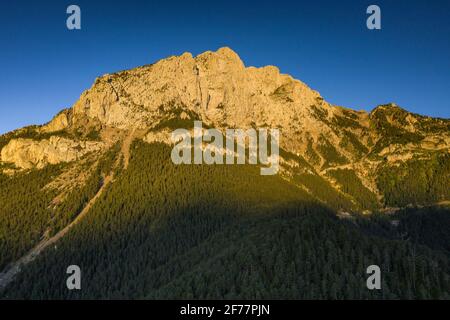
[0,48,449,299]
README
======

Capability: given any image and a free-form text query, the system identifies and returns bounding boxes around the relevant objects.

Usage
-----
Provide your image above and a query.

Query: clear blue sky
[0,0,449,134]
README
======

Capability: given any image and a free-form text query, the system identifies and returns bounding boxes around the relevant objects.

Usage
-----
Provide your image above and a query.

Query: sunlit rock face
[69,47,349,157]
[1,136,104,169]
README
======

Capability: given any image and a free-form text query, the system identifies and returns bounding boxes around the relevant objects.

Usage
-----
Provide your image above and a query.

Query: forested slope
[2,142,449,299]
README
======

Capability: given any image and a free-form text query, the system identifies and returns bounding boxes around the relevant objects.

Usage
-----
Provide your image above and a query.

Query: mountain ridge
[1,47,449,212]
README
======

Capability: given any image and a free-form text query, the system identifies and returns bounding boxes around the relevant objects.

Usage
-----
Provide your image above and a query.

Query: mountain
[0,48,449,299]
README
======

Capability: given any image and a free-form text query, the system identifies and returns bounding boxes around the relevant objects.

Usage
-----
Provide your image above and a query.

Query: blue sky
[0,0,449,134]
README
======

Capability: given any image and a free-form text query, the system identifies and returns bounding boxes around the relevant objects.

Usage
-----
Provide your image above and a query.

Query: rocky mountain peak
[196,46,246,69]
[67,47,322,128]
[1,47,449,204]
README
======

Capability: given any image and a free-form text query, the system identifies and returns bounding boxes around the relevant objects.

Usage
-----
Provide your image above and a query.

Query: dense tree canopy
[1,142,449,299]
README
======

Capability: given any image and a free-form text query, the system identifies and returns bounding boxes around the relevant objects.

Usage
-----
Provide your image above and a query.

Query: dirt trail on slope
[0,130,138,293]
[121,129,135,169]
[0,175,113,292]
[121,129,146,169]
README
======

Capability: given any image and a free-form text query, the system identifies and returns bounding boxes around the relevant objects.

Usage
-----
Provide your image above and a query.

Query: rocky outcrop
[1,136,104,169]
[143,130,172,145]
[41,110,71,133]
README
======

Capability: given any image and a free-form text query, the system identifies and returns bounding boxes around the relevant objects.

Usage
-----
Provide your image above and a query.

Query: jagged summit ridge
[68,47,322,132]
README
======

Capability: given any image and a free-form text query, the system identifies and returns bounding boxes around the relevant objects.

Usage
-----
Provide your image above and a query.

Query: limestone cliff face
[1,136,104,169]
[72,47,322,129]
[69,47,352,158]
